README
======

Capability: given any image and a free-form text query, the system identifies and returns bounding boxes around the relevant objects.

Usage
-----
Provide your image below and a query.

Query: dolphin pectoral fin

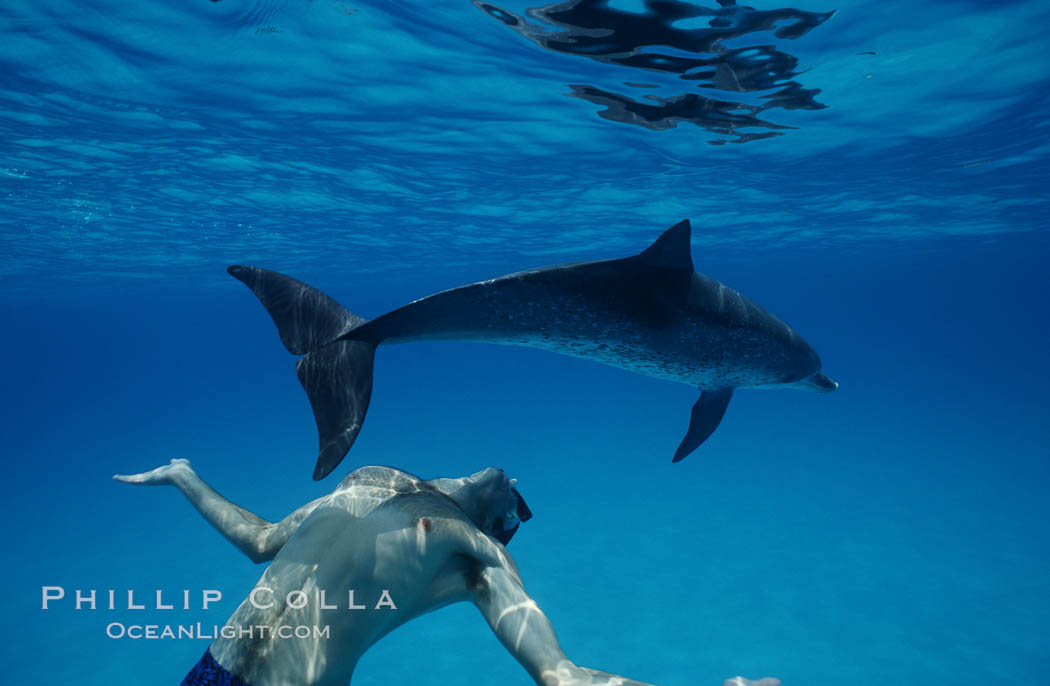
[672,388,733,462]
[296,339,377,480]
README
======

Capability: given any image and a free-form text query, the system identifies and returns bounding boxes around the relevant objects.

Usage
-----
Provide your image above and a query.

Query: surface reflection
[476,0,834,143]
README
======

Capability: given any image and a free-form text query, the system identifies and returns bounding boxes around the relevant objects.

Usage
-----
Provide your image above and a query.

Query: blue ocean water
[2,0,1049,684]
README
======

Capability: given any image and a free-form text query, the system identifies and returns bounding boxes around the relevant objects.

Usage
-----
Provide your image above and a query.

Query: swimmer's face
[469,468,516,524]
[468,468,531,545]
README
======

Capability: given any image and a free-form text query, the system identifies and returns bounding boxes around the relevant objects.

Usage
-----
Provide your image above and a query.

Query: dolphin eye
[505,509,518,522]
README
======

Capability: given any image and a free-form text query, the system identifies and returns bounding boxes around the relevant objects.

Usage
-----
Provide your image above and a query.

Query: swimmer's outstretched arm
[472,548,779,686]
[113,459,324,564]
[473,560,654,686]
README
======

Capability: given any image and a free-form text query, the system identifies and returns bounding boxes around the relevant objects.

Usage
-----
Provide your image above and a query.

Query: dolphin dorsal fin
[635,219,694,271]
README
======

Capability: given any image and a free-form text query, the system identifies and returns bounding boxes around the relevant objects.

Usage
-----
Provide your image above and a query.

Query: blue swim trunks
[181,649,252,686]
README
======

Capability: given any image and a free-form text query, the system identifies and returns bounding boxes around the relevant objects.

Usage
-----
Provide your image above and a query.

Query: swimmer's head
[491,483,532,546]
[454,468,533,545]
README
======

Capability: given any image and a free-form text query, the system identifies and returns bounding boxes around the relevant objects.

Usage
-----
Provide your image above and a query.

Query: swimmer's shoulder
[333,465,426,492]
[335,467,481,531]
[327,466,458,519]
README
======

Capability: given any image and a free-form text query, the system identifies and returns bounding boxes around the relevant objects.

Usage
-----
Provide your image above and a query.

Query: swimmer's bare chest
[212,467,486,686]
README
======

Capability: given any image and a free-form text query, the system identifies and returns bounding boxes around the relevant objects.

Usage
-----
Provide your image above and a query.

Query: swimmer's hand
[552,664,654,686]
[569,667,780,686]
[113,458,194,486]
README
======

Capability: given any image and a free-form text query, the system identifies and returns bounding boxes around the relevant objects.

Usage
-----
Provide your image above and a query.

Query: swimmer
[115,459,779,686]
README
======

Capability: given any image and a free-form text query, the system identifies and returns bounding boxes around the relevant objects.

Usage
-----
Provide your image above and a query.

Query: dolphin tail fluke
[672,388,733,462]
[227,265,375,480]
[296,339,375,480]
[227,266,367,354]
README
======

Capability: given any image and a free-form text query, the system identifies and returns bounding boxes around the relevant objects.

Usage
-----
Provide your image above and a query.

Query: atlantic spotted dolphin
[230,220,837,480]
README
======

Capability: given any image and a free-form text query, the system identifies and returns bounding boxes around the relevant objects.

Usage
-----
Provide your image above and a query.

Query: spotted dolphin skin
[229,220,837,480]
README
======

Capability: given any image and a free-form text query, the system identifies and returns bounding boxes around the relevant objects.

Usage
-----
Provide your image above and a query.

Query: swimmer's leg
[114,459,324,563]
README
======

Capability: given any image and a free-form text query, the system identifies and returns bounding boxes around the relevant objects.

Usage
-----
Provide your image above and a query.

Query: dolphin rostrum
[229,220,837,480]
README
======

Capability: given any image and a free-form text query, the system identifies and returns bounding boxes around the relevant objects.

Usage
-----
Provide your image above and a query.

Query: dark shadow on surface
[476,0,835,143]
